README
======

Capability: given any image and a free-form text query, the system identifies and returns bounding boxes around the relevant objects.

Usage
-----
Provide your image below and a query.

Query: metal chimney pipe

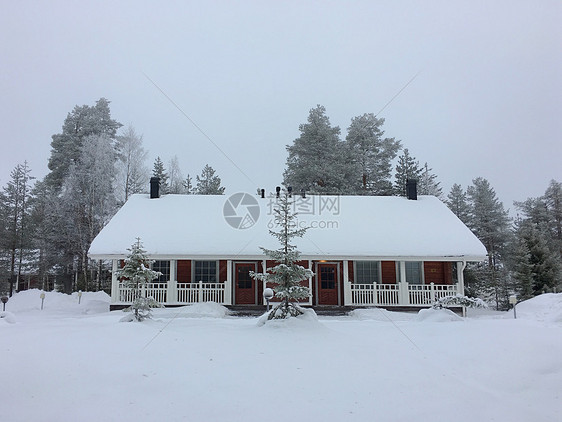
[406,179,417,200]
[150,177,160,199]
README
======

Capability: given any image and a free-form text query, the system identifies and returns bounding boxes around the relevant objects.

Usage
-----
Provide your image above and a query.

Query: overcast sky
[1,0,560,211]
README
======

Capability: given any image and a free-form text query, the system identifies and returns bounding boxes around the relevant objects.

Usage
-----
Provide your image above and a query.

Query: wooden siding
[381,261,397,284]
[177,260,191,283]
[219,260,227,282]
[423,262,453,285]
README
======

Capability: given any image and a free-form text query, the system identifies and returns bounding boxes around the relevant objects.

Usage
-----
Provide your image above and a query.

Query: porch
[109,258,466,309]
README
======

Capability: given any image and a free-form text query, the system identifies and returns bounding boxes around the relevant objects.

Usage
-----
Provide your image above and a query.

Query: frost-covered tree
[250,190,313,319]
[57,134,118,292]
[115,126,149,202]
[195,164,225,195]
[0,162,35,296]
[446,184,471,224]
[393,148,422,196]
[418,162,442,198]
[346,113,401,195]
[167,156,184,194]
[284,105,347,194]
[46,98,122,191]
[152,157,169,195]
[115,238,162,321]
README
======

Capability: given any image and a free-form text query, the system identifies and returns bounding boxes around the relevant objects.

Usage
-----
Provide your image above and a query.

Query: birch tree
[115,126,149,202]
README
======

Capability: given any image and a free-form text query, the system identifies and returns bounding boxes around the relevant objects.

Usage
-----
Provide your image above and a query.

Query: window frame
[354,261,381,284]
[193,260,218,283]
[403,261,424,284]
[152,260,170,283]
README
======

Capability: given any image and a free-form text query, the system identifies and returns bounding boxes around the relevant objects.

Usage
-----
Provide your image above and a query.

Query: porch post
[111,259,119,303]
[399,261,409,305]
[262,258,267,293]
[343,260,351,306]
[308,259,313,305]
[457,261,466,295]
[168,259,177,304]
[225,260,232,305]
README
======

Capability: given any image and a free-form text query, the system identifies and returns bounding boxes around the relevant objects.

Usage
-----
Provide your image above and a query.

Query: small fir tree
[250,190,313,319]
[418,162,443,198]
[195,164,225,195]
[183,174,194,194]
[393,148,422,196]
[152,157,169,195]
[115,238,162,321]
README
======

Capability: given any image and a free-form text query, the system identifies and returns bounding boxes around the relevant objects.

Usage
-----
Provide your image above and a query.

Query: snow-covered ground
[1,290,561,422]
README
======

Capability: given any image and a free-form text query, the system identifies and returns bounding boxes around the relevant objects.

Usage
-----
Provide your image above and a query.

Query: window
[194,261,217,283]
[152,260,170,283]
[355,261,380,284]
[405,262,422,284]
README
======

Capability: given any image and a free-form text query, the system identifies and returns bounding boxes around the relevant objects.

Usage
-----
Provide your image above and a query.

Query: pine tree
[393,148,422,196]
[467,177,511,309]
[115,238,162,321]
[152,157,169,194]
[46,98,122,191]
[250,190,313,320]
[283,105,347,194]
[544,180,562,257]
[446,184,471,224]
[510,230,534,300]
[346,113,401,195]
[195,164,225,195]
[418,163,443,198]
[0,162,35,296]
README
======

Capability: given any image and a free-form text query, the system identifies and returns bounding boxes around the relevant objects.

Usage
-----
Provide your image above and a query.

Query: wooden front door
[234,262,257,305]
[317,263,339,305]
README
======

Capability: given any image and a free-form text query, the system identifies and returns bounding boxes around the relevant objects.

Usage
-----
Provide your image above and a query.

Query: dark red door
[317,263,338,305]
[235,263,257,305]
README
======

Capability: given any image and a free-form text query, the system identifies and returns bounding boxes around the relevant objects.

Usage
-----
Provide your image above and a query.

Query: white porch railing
[350,282,459,306]
[177,282,225,304]
[118,281,226,304]
[118,282,168,303]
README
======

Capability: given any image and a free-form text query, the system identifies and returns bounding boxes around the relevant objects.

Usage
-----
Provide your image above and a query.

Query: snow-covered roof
[88,193,487,261]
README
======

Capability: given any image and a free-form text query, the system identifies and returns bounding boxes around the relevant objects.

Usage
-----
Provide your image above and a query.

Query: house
[88,181,487,311]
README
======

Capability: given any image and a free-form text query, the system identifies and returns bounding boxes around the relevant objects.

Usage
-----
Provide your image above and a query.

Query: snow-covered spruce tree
[446,183,471,224]
[152,157,169,195]
[115,238,162,321]
[418,162,443,198]
[393,148,422,196]
[250,190,313,320]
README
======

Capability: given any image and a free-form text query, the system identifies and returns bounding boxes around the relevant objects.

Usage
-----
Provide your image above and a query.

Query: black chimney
[150,177,160,199]
[406,179,417,200]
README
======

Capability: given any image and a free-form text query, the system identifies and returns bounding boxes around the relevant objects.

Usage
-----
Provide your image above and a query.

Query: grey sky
[1,0,560,210]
